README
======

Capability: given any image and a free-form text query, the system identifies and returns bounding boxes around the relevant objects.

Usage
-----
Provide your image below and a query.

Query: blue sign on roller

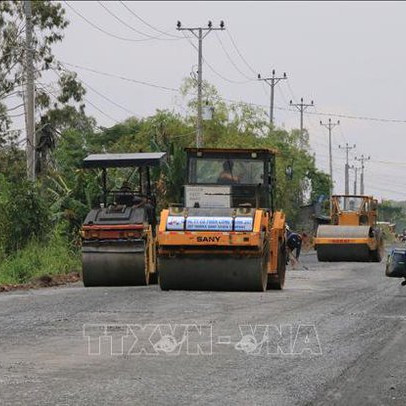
[234,217,253,231]
[186,216,233,231]
[166,216,185,231]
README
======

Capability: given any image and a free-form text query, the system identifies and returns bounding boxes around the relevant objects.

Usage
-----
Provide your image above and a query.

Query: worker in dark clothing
[286,226,302,266]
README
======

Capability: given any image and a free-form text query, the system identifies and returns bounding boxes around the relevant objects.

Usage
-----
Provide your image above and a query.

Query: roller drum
[316,225,373,262]
[316,225,372,239]
[82,240,147,286]
[159,255,267,291]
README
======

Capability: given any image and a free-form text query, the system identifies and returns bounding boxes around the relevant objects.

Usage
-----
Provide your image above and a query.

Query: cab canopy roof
[332,194,374,199]
[185,147,278,157]
[83,152,166,168]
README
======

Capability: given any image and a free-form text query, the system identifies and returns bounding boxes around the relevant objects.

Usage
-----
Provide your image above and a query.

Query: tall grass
[0,233,80,285]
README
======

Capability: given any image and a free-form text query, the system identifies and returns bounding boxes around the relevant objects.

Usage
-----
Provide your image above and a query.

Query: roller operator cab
[80,152,166,287]
[314,195,383,262]
[157,148,287,292]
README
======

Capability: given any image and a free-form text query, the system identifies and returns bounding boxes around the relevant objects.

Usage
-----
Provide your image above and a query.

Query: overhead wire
[58,60,406,125]
[60,61,179,92]
[181,31,253,85]
[96,1,180,41]
[64,1,176,43]
[118,1,183,39]
[6,103,24,112]
[57,64,138,117]
[226,30,257,75]
[286,79,298,103]
[214,31,255,81]
[38,81,120,124]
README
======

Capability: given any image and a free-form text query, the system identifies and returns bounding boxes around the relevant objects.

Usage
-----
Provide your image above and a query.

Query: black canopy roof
[83,152,166,168]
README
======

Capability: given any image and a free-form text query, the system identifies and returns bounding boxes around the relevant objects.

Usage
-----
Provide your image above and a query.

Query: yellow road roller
[80,152,166,286]
[157,148,287,291]
[314,195,383,262]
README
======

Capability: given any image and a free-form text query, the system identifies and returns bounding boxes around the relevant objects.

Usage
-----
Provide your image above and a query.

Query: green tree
[0,1,87,173]
[0,175,51,255]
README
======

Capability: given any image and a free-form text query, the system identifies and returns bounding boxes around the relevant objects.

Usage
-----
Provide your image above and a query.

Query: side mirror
[285,166,293,180]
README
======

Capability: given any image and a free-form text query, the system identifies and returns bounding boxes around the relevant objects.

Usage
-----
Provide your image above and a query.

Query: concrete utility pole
[353,166,358,195]
[24,0,36,181]
[257,70,287,126]
[177,20,225,148]
[355,155,370,195]
[339,143,356,195]
[320,118,340,213]
[290,97,314,136]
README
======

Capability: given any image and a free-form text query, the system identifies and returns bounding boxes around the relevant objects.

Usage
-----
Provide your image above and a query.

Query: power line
[286,79,298,103]
[214,31,254,81]
[60,61,179,92]
[96,1,179,41]
[64,1,172,43]
[181,32,251,85]
[304,109,406,124]
[38,82,120,124]
[56,66,138,117]
[118,1,182,39]
[6,103,24,112]
[81,80,137,117]
[226,30,257,75]
[58,61,406,125]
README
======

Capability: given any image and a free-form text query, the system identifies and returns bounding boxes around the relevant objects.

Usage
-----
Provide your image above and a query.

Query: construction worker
[217,160,241,184]
[286,225,303,267]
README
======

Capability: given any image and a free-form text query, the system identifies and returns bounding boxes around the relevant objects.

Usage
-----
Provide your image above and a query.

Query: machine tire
[149,272,158,285]
[158,273,170,291]
[370,249,382,263]
[267,240,286,290]
[258,242,269,292]
[370,233,384,263]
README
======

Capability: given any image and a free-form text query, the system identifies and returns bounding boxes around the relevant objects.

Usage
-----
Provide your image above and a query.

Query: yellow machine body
[157,148,287,291]
[314,195,383,262]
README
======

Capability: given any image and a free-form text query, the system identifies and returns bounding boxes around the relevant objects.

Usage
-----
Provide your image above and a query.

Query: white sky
[28,1,406,201]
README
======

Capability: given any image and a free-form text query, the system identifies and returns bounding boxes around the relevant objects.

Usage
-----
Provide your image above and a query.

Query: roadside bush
[0,175,51,256]
[0,231,80,285]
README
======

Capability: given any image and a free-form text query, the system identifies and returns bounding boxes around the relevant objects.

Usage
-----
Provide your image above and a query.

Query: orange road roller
[314,195,383,262]
[157,148,287,291]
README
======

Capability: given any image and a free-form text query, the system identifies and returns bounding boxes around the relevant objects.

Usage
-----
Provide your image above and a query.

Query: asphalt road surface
[0,252,405,405]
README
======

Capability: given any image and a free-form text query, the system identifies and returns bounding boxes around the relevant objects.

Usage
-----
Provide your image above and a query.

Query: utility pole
[353,166,358,195]
[257,70,287,126]
[339,143,356,195]
[355,155,370,195]
[290,97,314,136]
[320,118,340,213]
[177,20,225,148]
[24,0,36,181]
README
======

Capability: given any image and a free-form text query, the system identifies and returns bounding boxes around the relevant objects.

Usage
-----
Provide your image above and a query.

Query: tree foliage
[0,0,87,170]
